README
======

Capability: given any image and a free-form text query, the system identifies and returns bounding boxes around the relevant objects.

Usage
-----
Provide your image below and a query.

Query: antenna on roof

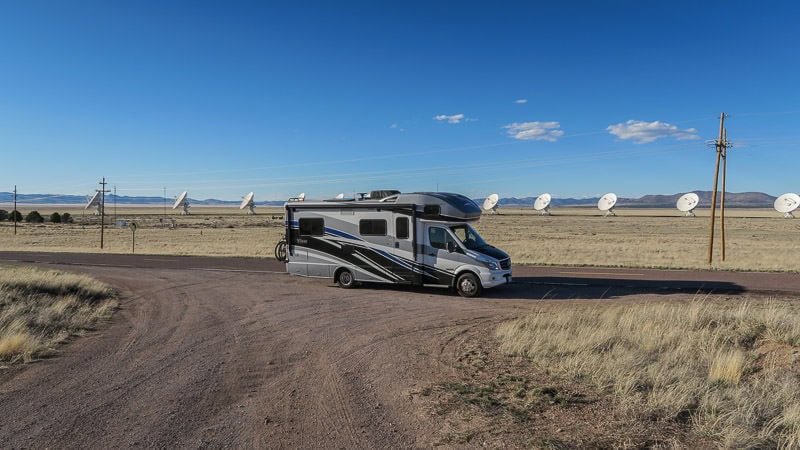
[84,191,102,215]
[597,193,617,217]
[240,192,255,215]
[774,193,800,218]
[676,193,700,217]
[482,194,499,214]
[533,193,552,216]
[172,191,190,215]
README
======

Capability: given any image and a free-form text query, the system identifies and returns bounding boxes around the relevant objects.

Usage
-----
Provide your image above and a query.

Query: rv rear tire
[456,272,482,298]
[337,269,356,289]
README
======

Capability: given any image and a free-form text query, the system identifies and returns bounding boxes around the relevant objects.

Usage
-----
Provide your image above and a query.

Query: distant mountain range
[0,191,779,208]
[0,193,288,207]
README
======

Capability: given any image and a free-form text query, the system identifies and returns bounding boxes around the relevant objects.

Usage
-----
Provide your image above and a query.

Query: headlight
[475,254,499,270]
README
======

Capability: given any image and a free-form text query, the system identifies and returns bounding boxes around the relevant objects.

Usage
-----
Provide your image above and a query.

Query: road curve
[0,252,798,447]
[2,251,800,296]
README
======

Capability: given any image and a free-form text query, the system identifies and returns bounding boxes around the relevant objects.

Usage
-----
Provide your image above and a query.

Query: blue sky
[2,1,799,202]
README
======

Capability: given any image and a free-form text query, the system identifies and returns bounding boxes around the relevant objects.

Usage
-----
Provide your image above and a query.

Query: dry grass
[1,206,799,271]
[497,297,800,448]
[0,266,117,365]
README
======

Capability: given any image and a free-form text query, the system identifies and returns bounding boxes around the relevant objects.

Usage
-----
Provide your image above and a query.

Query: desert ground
[2,254,800,447]
[1,205,798,272]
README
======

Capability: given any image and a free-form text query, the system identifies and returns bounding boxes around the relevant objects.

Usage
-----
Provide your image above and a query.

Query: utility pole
[99,178,109,249]
[13,185,17,235]
[113,185,117,226]
[707,113,730,264]
[163,186,167,228]
[720,128,728,261]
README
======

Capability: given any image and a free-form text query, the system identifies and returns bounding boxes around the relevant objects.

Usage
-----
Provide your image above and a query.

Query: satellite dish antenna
[533,193,552,215]
[774,193,800,218]
[335,193,345,199]
[676,193,700,217]
[598,193,617,217]
[240,192,255,215]
[288,192,306,202]
[84,191,102,215]
[172,191,190,215]
[482,194,499,214]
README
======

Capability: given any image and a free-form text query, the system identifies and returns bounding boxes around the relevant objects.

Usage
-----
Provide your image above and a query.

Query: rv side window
[429,227,456,250]
[299,218,324,236]
[396,217,409,239]
[359,219,387,236]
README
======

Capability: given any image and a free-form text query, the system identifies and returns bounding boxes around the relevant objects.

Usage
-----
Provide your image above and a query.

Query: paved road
[2,251,799,296]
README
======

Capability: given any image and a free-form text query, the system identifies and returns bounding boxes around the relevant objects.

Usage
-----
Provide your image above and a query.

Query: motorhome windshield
[449,224,489,250]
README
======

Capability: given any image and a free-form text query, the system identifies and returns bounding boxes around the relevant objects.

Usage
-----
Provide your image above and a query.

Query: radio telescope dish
[84,191,102,215]
[482,194,500,214]
[240,192,255,215]
[335,193,345,199]
[533,193,552,215]
[774,193,800,218]
[172,191,190,215]
[598,193,617,217]
[676,193,700,217]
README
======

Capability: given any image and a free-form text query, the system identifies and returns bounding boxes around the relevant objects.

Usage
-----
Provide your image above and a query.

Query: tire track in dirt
[0,259,612,447]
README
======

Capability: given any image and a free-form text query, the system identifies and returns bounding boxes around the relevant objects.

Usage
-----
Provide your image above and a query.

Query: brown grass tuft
[0,266,117,365]
[708,350,745,386]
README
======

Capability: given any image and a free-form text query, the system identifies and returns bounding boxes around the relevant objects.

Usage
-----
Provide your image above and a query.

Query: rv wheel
[337,269,356,289]
[456,272,482,298]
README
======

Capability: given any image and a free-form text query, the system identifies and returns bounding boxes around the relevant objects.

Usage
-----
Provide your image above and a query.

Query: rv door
[422,224,462,285]
[391,214,414,282]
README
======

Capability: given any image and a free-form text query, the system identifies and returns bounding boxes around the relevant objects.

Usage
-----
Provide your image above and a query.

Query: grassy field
[1,205,797,271]
[496,297,800,448]
[0,266,117,365]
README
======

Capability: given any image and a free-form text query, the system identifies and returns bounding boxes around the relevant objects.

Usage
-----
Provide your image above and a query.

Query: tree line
[0,210,74,223]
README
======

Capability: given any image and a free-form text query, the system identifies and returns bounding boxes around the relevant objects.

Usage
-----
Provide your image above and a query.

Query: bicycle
[274,233,287,262]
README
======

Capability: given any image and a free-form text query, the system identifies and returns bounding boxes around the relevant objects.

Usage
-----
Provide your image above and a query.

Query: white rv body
[284,192,512,297]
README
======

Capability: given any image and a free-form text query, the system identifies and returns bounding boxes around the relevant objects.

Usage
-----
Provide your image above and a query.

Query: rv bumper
[480,269,512,289]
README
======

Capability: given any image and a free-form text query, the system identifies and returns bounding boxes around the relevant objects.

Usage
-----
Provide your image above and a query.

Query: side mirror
[446,241,458,253]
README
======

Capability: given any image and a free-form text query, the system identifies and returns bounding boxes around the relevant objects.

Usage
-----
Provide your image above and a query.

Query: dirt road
[1,252,798,447]
[0,257,534,447]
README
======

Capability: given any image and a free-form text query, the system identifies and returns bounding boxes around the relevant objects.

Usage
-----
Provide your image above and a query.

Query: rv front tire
[456,272,482,298]
[337,269,356,289]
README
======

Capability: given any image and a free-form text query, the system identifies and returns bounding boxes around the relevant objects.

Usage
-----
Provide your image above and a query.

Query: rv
[284,191,512,297]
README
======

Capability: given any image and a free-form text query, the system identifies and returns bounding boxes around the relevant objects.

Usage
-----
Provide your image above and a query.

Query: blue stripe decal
[324,227,362,241]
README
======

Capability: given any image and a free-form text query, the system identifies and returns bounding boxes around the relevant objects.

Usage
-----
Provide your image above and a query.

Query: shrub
[0,209,8,221]
[61,212,73,224]
[9,210,23,222]
[25,211,44,223]
[49,212,62,223]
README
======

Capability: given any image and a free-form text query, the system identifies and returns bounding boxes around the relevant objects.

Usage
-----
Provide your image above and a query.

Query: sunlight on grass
[0,266,117,365]
[497,298,800,448]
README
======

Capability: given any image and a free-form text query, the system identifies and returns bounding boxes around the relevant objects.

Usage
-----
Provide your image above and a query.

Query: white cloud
[389,123,405,131]
[515,99,528,104]
[434,113,466,124]
[606,120,699,144]
[503,121,564,141]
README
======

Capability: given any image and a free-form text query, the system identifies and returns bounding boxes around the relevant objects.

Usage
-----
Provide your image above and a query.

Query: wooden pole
[13,185,17,235]
[707,113,725,264]
[100,177,106,249]
[720,128,728,261]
